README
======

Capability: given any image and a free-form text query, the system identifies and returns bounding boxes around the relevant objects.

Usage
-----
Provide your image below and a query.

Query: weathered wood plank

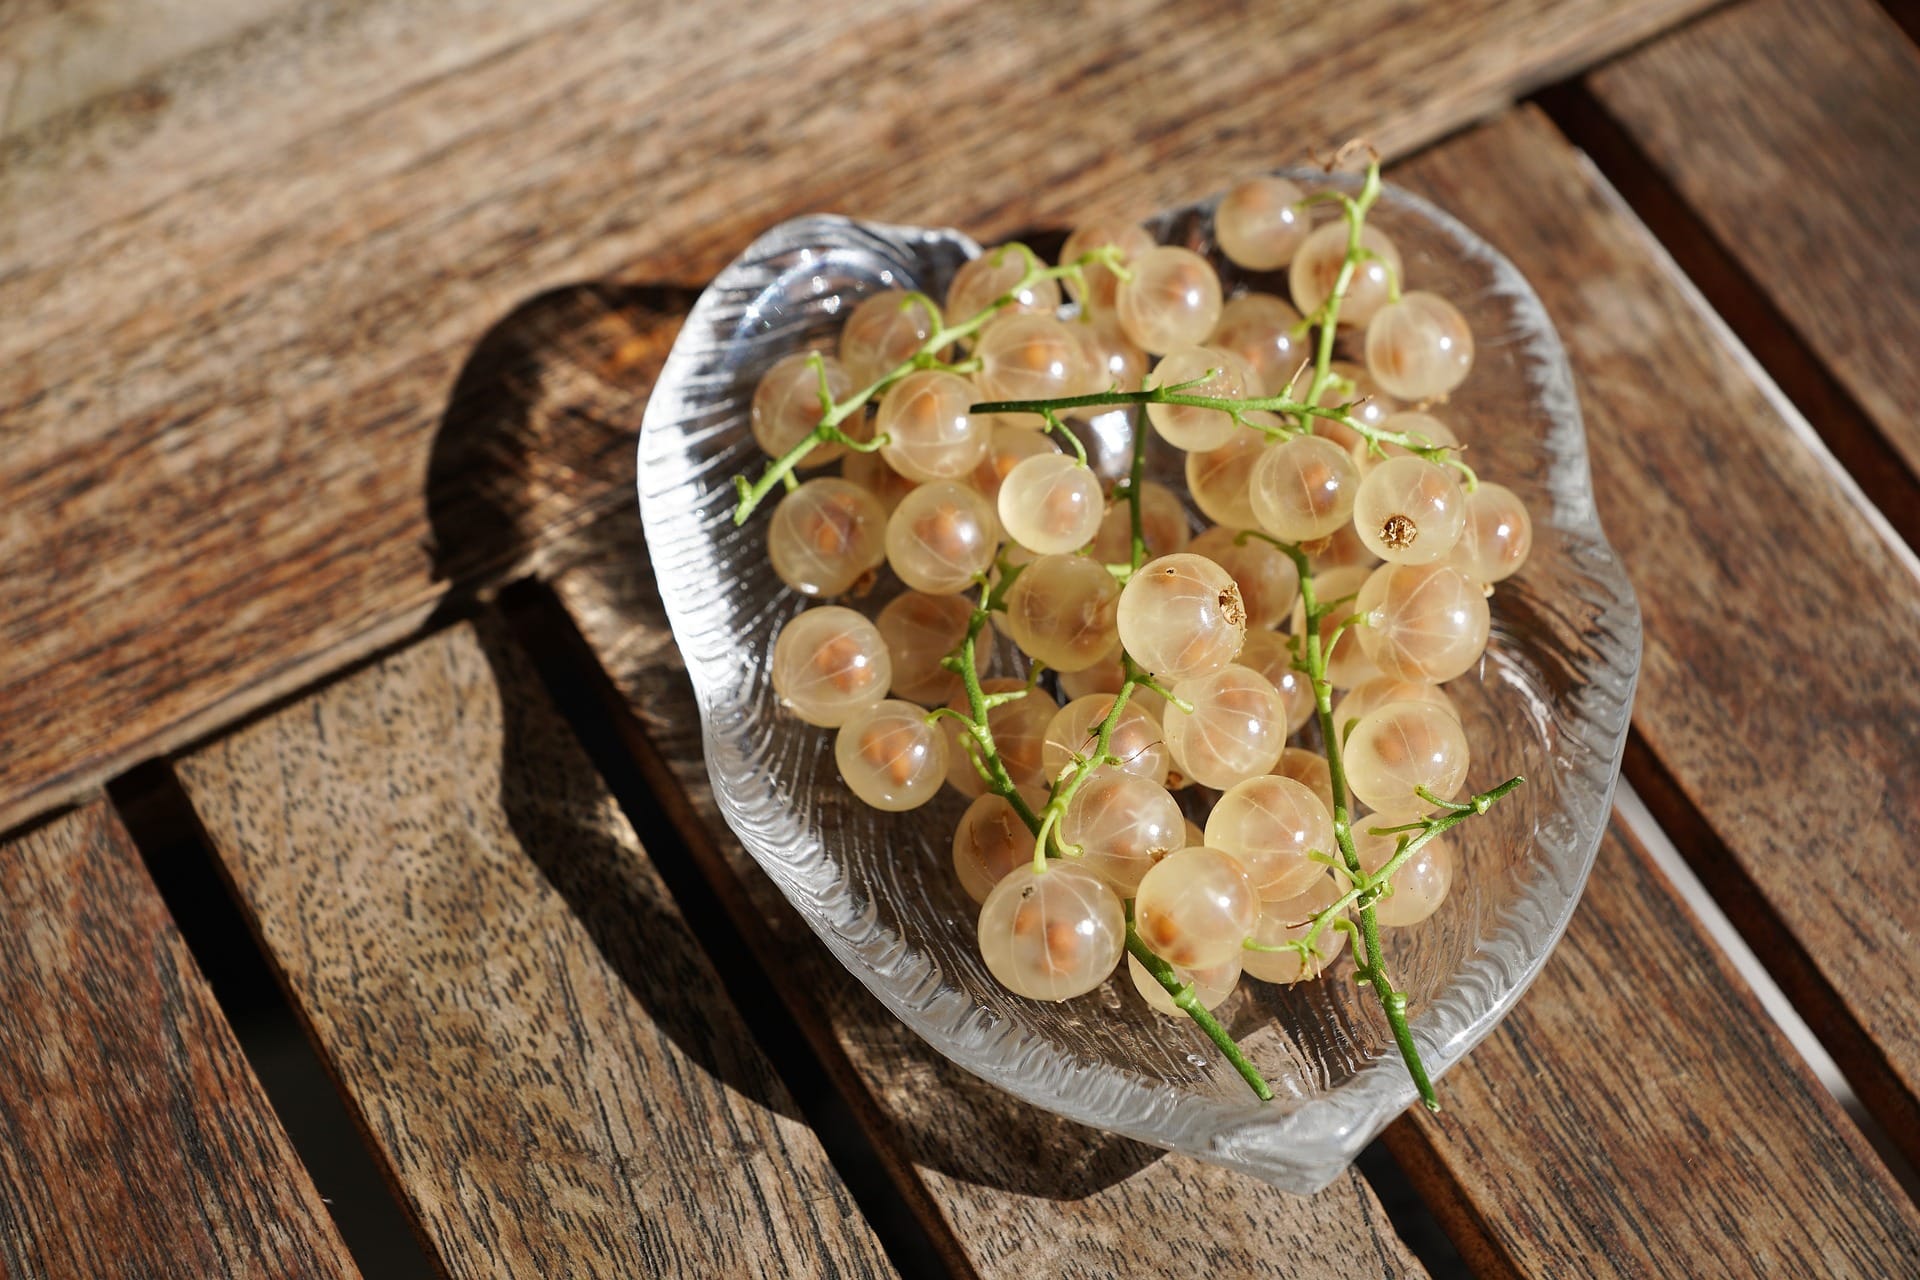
[1396,104,1920,1168]
[1387,823,1920,1277]
[0,802,359,1280]
[1588,0,1920,484]
[0,0,1714,833]
[174,622,895,1280]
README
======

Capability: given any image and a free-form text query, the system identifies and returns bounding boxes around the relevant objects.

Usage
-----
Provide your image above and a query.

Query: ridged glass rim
[637,175,1642,1192]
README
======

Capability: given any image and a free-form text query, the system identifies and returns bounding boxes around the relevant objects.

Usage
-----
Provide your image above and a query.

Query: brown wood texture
[0,0,1716,834]
[0,802,359,1280]
[1401,107,1920,1165]
[1588,0,1920,483]
[549,101,1920,1273]
[1387,822,1920,1277]
[546,544,1426,1272]
[174,621,895,1280]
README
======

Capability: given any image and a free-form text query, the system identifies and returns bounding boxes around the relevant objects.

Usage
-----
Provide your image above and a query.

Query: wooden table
[5,1,1919,1275]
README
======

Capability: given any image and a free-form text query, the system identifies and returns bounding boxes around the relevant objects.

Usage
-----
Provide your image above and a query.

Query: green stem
[733,247,1124,523]
[971,386,1469,482]
[1288,548,1441,1109]
[1304,160,1383,408]
[1126,926,1274,1102]
[929,396,1273,1100]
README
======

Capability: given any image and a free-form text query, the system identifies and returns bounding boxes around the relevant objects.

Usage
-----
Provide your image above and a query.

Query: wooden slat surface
[174,621,895,1280]
[1588,0,1920,482]
[0,802,359,1280]
[1413,102,1920,1159]
[1398,106,1920,1164]
[550,100,1920,1272]
[548,534,1427,1275]
[1389,821,1920,1277]
[0,0,1716,834]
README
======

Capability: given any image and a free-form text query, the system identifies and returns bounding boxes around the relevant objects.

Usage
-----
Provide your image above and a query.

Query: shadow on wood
[428,263,1165,1198]
[424,281,800,1123]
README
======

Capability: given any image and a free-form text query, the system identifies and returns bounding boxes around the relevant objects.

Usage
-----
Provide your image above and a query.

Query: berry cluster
[735,157,1525,1104]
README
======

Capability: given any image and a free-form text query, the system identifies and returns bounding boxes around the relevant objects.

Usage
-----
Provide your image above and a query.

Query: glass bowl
[636,174,1640,1193]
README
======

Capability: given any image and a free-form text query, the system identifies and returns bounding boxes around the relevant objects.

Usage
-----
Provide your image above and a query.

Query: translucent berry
[1274,748,1335,813]
[1185,429,1268,531]
[1060,219,1157,312]
[771,606,891,727]
[1060,767,1185,894]
[1235,629,1315,734]
[1115,553,1247,682]
[1073,311,1148,393]
[975,314,1089,403]
[885,481,997,594]
[1209,292,1307,395]
[953,788,1046,904]
[1205,774,1336,901]
[1116,245,1224,353]
[840,290,942,390]
[1365,291,1474,401]
[978,862,1125,1001]
[1450,481,1534,585]
[752,351,853,466]
[1042,694,1170,787]
[1128,952,1242,1016]
[1355,816,1455,927]
[1345,701,1470,813]
[876,369,990,482]
[1214,176,1312,271]
[968,420,1062,516]
[997,454,1104,555]
[1187,527,1299,630]
[1090,479,1191,564]
[1001,553,1120,672]
[1250,436,1359,543]
[1133,847,1259,969]
[947,245,1060,323]
[1354,562,1490,683]
[1164,665,1288,790]
[1241,873,1348,983]
[876,591,988,705]
[1335,676,1460,734]
[835,699,949,811]
[1293,564,1382,689]
[945,679,1059,798]
[1289,222,1402,327]
[768,477,888,597]
[1352,456,1466,565]
[1145,345,1255,452]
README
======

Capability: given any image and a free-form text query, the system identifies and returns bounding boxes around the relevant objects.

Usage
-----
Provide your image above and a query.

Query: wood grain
[1387,822,1920,1278]
[1588,0,1920,483]
[0,802,358,1280]
[174,621,895,1280]
[547,531,1427,1276]
[0,0,1714,833]
[1396,106,1920,1165]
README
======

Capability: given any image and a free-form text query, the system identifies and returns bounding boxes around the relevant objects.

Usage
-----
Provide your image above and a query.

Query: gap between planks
[1535,79,1920,554]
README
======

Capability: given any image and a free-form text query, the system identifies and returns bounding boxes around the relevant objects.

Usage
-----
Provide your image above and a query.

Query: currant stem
[732,246,1126,524]
[1304,160,1382,407]
[1126,924,1274,1102]
[970,386,1470,482]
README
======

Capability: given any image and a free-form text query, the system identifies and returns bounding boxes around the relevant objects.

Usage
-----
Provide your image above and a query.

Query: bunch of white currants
[750,171,1532,1034]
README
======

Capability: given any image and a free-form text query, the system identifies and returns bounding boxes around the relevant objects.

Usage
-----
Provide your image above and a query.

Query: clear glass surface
[637,173,1641,1194]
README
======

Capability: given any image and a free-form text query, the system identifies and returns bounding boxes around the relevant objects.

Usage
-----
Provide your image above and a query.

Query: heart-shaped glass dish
[637,174,1641,1193]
